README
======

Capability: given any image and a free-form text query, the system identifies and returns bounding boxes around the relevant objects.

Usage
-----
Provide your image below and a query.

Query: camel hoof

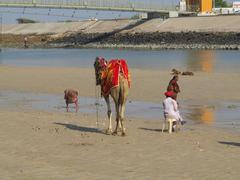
[121,132,126,136]
[106,129,112,135]
[112,131,118,136]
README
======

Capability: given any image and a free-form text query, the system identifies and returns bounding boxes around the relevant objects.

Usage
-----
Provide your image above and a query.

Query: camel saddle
[101,59,131,96]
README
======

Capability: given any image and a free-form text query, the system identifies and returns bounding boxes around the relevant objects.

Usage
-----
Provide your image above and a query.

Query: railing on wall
[0,0,177,12]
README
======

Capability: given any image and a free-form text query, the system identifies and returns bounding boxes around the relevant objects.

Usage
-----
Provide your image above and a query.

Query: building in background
[179,0,187,11]
[233,1,240,12]
[186,0,213,12]
[233,1,240,8]
[212,1,240,14]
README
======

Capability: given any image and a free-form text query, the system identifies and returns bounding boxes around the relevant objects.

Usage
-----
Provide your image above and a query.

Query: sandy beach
[0,65,240,179]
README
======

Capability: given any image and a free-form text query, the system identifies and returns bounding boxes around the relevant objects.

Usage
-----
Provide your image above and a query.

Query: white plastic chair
[162,117,180,133]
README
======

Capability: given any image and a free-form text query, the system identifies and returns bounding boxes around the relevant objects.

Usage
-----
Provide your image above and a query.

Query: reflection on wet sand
[1,91,240,130]
[187,50,215,73]
[200,107,215,124]
[187,106,215,124]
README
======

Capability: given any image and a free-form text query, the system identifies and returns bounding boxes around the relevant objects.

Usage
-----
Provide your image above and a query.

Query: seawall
[1,16,240,49]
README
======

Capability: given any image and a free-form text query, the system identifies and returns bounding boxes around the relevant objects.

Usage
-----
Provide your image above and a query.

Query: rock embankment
[1,16,240,49]
[49,31,240,49]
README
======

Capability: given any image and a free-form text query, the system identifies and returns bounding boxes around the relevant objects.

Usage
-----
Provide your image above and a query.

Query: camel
[94,57,130,136]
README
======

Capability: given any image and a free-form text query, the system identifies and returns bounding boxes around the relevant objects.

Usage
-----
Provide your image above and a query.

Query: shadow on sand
[54,122,104,134]
[218,141,240,147]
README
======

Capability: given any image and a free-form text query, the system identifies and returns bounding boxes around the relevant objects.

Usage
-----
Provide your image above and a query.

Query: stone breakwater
[49,31,240,50]
[1,15,240,49]
[1,16,240,50]
[2,31,239,50]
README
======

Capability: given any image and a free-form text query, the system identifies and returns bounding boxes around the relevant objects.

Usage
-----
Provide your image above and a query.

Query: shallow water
[1,48,240,73]
[0,91,239,132]
[0,48,240,131]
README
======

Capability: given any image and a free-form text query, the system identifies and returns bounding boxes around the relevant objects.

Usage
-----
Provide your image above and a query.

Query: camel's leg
[110,87,121,135]
[113,102,120,135]
[120,103,126,136]
[115,103,122,132]
[104,96,112,134]
[119,76,129,136]
[117,112,122,131]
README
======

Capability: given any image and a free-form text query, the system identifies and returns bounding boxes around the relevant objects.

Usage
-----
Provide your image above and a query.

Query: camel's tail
[118,75,129,106]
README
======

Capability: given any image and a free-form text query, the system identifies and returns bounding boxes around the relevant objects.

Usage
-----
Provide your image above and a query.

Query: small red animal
[64,89,79,112]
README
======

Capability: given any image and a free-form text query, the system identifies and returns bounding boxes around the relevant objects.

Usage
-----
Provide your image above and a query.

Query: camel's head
[94,57,107,86]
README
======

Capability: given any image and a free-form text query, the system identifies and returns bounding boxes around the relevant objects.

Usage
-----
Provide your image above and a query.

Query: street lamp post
[0,15,2,51]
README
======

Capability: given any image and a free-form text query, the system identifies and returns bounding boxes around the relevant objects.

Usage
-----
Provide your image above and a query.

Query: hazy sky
[0,0,235,24]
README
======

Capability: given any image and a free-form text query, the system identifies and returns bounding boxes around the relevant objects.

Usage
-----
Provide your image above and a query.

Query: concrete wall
[2,15,240,35]
[3,19,137,35]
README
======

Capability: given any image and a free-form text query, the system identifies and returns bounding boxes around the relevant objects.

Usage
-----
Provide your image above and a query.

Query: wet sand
[0,66,240,102]
[0,65,240,179]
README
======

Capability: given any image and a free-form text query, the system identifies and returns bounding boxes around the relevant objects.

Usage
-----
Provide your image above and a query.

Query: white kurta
[163,97,182,121]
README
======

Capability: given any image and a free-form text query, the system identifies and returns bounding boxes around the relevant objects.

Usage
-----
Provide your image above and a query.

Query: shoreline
[1,65,240,131]
[2,42,240,50]
[1,32,240,50]
[50,43,240,50]
[1,65,240,102]
[0,89,239,134]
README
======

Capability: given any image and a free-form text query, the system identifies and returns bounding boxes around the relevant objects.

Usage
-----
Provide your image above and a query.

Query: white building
[179,0,186,12]
[233,1,240,12]
[233,1,240,8]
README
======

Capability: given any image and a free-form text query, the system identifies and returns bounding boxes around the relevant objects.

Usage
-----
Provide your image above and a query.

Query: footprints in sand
[31,126,64,134]
[67,142,93,147]
[31,126,41,131]
[31,126,93,140]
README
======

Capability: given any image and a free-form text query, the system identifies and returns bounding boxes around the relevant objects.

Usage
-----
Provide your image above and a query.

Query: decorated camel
[94,57,131,136]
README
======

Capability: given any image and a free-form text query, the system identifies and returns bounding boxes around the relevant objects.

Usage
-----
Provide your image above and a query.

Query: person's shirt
[163,97,178,115]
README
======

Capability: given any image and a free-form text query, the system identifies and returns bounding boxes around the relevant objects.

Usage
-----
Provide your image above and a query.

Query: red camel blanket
[101,59,131,96]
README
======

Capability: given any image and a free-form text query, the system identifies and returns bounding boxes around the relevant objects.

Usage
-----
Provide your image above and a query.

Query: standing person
[163,91,184,127]
[167,75,180,100]
[24,36,28,48]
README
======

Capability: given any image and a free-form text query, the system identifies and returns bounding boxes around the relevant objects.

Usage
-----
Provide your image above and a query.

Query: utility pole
[0,15,2,51]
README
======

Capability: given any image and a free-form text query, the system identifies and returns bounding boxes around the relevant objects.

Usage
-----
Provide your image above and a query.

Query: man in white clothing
[163,91,183,125]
